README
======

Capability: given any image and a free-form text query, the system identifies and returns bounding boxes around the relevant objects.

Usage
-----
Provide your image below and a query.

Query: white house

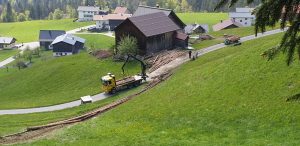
[229,7,255,27]
[77,6,100,21]
[94,14,132,31]
[0,37,16,49]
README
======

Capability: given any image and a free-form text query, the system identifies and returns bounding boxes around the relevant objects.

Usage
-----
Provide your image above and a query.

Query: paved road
[0,29,285,115]
[0,93,111,115]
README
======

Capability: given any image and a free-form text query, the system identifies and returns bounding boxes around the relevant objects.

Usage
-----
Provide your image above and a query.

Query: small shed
[115,12,184,55]
[213,19,243,31]
[51,34,85,57]
[175,32,189,48]
[0,37,16,49]
[185,24,209,34]
[39,30,66,50]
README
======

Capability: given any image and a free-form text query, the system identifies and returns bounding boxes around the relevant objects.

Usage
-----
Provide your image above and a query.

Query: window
[240,20,243,22]
[245,22,248,25]
[245,18,248,20]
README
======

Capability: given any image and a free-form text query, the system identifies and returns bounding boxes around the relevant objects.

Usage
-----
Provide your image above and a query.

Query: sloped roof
[185,24,209,34]
[51,34,85,45]
[39,30,66,41]
[0,37,15,44]
[127,12,180,37]
[212,19,243,31]
[114,7,129,14]
[93,14,132,21]
[133,5,172,16]
[77,6,100,12]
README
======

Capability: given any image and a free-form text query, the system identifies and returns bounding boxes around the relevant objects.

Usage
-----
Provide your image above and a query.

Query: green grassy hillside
[177,13,228,29]
[17,34,300,145]
[76,34,114,49]
[0,49,18,62]
[0,52,139,109]
[0,19,93,42]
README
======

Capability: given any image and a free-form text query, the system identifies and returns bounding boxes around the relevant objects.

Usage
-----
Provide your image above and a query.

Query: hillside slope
[20,34,300,145]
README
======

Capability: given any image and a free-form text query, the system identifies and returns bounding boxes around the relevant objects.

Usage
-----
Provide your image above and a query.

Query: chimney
[156,4,160,8]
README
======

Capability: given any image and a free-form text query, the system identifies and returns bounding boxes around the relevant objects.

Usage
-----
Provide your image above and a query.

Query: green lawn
[0,49,18,62]
[178,13,228,29]
[15,33,300,145]
[0,85,143,136]
[0,51,140,109]
[76,34,114,49]
[0,19,93,42]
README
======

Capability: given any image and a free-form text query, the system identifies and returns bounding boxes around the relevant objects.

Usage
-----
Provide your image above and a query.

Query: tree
[215,0,300,65]
[23,48,33,63]
[53,8,63,20]
[32,47,41,57]
[15,59,26,70]
[1,1,14,22]
[117,35,138,56]
[48,12,54,20]
[17,13,26,22]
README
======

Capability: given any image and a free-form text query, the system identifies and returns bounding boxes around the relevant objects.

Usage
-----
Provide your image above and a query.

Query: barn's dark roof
[128,12,180,37]
[39,30,66,41]
[133,5,172,16]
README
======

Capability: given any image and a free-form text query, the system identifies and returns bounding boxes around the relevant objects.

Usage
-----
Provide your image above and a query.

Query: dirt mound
[94,50,112,59]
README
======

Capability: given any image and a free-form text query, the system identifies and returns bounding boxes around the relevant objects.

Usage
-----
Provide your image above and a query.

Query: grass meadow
[3,33,299,145]
[0,19,93,42]
[76,34,115,49]
[0,49,18,62]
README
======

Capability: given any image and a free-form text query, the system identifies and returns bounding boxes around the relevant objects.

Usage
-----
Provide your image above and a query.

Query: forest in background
[0,0,260,22]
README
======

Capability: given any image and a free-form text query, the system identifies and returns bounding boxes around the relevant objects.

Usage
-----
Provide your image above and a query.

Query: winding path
[0,29,286,115]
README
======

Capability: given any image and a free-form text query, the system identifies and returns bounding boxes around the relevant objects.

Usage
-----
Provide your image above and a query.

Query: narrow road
[0,29,285,115]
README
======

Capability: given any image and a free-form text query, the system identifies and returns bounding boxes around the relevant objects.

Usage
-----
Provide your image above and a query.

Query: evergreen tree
[1,1,14,22]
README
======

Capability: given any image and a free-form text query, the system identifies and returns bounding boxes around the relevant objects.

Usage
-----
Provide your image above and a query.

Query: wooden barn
[115,12,188,55]
[39,30,66,50]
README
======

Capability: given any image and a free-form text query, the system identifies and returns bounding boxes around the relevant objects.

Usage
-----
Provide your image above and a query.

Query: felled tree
[117,35,138,56]
[215,0,300,65]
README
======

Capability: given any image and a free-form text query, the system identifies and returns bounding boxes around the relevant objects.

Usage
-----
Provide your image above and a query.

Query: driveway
[0,28,286,115]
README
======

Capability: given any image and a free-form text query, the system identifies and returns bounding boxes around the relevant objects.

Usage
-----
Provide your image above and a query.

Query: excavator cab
[101,73,116,93]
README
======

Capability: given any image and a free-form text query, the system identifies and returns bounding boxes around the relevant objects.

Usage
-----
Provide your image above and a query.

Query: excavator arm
[122,54,148,81]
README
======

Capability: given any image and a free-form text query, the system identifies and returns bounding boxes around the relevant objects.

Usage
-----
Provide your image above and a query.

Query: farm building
[50,34,85,57]
[77,6,100,21]
[0,37,16,49]
[185,24,209,34]
[212,19,243,31]
[115,12,188,55]
[39,30,66,50]
[114,6,130,14]
[94,14,132,31]
[229,7,255,27]
[133,5,186,29]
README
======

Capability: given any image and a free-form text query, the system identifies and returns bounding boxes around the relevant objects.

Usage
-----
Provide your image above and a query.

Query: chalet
[229,7,256,27]
[39,30,66,50]
[77,6,100,21]
[94,14,132,31]
[212,19,243,31]
[185,24,209,34]
[133,5,186,29]
[0,37,16,49]
[50,34,85,57]
[114,6,130,14]
[115,12,188,55]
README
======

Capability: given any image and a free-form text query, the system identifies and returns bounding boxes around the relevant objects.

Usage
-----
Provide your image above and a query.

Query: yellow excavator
[101,55,147,94]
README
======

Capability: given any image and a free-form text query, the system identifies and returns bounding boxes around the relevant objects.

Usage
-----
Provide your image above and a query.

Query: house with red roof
[113,7,130,14]
[94,13,132,31]
[212,19,243,31]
